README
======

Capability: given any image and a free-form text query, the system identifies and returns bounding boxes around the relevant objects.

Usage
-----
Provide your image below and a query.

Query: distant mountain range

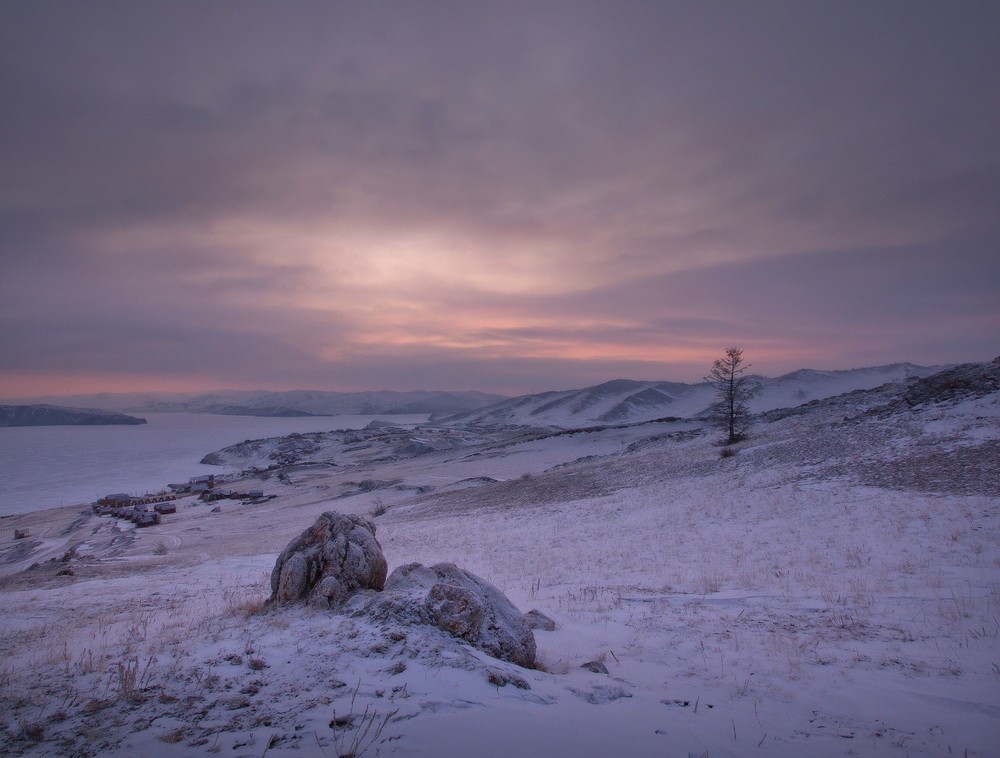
[0,404,146,427]
[6,390,507,418]
[433,363,948,428]
[4,362,959,427]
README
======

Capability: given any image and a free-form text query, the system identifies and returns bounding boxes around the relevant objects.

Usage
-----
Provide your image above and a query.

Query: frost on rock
[347,562,537,668]
[270,512,387,608]
[270,515,537,668]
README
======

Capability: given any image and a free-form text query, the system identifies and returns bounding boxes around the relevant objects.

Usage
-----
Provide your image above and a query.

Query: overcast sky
[2,1,998,397]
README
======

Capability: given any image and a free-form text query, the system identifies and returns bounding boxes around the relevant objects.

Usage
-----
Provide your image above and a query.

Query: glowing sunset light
[1,3,997,398]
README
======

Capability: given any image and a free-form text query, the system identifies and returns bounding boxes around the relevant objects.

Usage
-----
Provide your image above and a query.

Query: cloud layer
[2,2,998,395]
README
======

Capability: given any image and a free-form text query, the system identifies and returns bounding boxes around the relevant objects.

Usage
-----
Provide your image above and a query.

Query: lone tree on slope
[705,346,756,444]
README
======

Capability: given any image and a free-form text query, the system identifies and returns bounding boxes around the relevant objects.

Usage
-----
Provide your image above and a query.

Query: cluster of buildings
[167,474,216,496]
[92,493,175,526]
[91,475,270,529]
[168,474,265,501]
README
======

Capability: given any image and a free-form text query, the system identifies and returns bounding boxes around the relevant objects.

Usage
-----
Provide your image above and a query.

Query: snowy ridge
[439,362,946,428]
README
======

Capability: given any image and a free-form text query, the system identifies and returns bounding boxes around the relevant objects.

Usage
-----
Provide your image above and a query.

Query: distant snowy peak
[437,382,711,428]
[438,362,950,429]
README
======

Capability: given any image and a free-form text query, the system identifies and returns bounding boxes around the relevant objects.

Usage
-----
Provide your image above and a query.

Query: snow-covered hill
[438,362,945,428]
[1,359,998,756]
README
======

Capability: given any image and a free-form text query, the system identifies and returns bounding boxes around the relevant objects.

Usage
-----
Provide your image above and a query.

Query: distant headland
[0,404,147,427]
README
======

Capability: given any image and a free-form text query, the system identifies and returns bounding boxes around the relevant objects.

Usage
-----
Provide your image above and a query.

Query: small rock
[524,609,556,631]
[581,660,609,674]
[487,670,530,689]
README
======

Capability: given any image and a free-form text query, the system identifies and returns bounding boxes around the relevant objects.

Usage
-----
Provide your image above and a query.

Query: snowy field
[0,414,427,516]
[0,367,998,756]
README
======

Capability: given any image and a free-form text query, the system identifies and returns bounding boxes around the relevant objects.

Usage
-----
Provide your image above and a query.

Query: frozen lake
[0,413,426,516]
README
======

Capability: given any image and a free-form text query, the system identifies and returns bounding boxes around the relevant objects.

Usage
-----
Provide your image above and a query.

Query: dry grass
[158,728,185,743]
[533,649,570,674]
[329,681,399,758]
[230,596,270,619]
[222,576,272,619]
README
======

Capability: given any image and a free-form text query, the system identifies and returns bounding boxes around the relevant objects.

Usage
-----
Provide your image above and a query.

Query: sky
[2,1,998,398]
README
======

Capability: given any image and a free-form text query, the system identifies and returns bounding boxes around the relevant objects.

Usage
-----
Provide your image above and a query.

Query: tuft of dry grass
[18,720,44,743]
[371,497,389,517]
[222,585,271,619]
[158,728,185,743]
[329,681,399,758]
[533,646,570,674]
[233,596,270,619]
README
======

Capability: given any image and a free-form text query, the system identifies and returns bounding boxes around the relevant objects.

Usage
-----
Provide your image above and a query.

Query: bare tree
[705,346,756,444]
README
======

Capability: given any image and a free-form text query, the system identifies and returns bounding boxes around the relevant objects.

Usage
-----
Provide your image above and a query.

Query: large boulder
[270,515,535,668]
[270,512,387,608]
[350,562,536,668]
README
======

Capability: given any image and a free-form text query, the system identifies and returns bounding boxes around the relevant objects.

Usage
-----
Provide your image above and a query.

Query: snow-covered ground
[1,366,998,756]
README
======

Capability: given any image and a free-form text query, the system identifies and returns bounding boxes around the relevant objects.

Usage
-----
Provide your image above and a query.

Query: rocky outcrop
[902,359,1000,406]
[347,562,537,668]
[270,514,537,668]
[201,434,322,466]
[270,513,387,608]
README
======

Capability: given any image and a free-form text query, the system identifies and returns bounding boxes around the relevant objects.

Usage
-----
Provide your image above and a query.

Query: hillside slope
[437,362,944,428]
[1,359,998,756]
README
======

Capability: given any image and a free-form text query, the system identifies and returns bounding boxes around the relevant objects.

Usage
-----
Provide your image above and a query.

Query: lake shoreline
[0,412,428,517]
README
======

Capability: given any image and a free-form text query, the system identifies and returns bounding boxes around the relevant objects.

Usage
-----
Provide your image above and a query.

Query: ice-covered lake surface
[0,413,426,516]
